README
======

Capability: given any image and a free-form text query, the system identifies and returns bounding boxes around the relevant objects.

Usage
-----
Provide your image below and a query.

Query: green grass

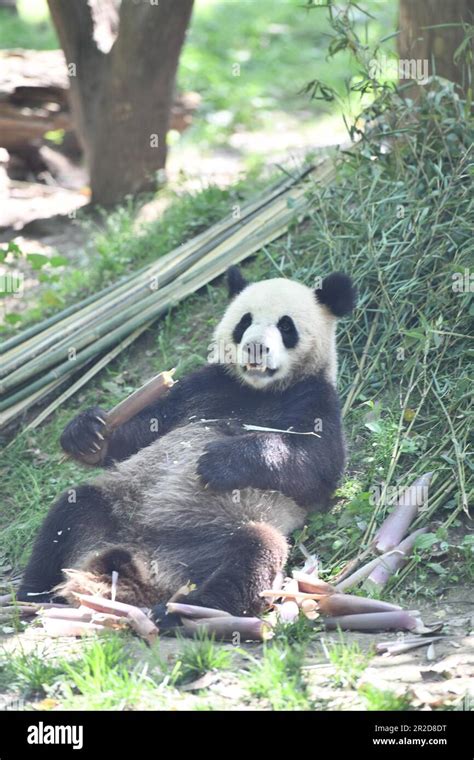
[59,635,153,710]
[360,684,412,711]
[165,630,233,686]
[0,645,64,697]
[0,635,162,709]
[244,642,312,710]
[322,636,374,689]
[272,616,319,647]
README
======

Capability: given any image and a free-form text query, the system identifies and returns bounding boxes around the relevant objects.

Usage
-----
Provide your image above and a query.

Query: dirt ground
[1,584,472,711]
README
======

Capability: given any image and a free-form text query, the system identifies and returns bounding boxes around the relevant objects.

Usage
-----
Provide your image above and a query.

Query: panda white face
[212,274,354,390]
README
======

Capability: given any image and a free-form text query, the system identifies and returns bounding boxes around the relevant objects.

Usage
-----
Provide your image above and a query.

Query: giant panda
[18,267,356,620]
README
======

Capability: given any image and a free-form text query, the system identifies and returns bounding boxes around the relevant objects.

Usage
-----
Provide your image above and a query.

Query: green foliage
[272,614,319,646]
[0,241,68,326]
[60,635,151,710]
[244,642,311,710]
[183,1,396,137]
[0,0,397,147]
[282,78,473,577]
[360,684,412,711]
[0,645,64,697]
[0,0,57,50]
[323,636,374,689]
[164,629,233,686]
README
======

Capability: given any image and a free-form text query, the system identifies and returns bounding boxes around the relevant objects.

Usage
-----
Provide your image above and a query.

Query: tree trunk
[398,0,474,92]
[47,0,194,206]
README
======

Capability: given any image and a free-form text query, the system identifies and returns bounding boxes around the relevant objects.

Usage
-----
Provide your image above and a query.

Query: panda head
[211,266,356,390]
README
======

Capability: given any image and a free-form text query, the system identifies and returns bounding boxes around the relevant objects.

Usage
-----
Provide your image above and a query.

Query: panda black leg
[17,484,116,602]
[151,603,183,632]
[180,521,288,617]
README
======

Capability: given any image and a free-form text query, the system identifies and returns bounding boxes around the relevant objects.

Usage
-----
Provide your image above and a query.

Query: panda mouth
[243,363,277,377]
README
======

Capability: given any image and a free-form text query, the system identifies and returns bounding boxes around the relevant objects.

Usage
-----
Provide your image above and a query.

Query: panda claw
[95,415,106,426]
[96,432,105,441]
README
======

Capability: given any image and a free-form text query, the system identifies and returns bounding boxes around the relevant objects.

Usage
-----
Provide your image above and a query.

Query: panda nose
[243,342,269,364]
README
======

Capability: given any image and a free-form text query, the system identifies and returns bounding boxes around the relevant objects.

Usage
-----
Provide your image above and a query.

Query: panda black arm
[60,365,234,466]
[197,378,346,508]
[197,428,345,508]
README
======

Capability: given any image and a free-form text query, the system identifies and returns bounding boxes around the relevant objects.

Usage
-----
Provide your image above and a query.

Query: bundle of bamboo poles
[0,161,336,432]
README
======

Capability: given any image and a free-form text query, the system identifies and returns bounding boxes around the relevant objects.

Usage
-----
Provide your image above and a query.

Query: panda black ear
[227,266,248,298]
[315,272,356,317]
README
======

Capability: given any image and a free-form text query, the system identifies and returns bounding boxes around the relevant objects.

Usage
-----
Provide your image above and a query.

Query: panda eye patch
[232,312,252,344]
[277,315,298,348]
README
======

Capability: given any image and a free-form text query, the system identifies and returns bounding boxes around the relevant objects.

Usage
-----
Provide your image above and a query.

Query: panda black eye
[278,316,293,332]
[232,312,252,344]
[277,315,298,348]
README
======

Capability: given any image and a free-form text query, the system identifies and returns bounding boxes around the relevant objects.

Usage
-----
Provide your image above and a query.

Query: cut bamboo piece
[316,593,401,616]
[324,611,422,632]
[181,615,272,641]
[364,528,428,592]
[166,602,232,619]
[373,473,433,554]
[74,368,176,465]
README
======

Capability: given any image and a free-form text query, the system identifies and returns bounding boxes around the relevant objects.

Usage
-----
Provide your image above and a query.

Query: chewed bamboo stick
[73,593,158,642]
[291,572,335,594]
[107,369,176,431]
[70,368,175,465]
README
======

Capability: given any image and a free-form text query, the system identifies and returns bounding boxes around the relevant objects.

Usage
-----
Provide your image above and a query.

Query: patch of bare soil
[304,587,474,710]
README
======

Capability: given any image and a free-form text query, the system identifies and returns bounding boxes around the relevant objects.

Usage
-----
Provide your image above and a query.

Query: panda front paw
[197,441,246,492]
[60,406,108,465]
